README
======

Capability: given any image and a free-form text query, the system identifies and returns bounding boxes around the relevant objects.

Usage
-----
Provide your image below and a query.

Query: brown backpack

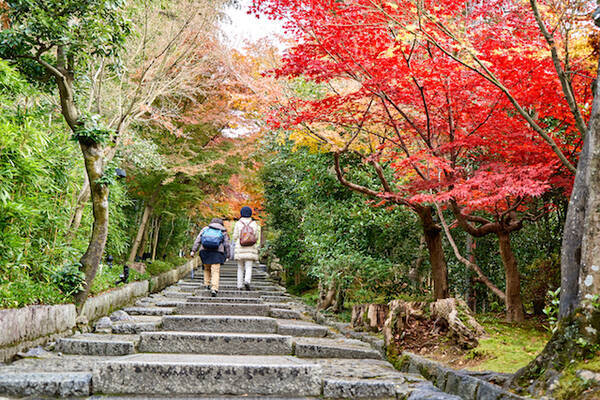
[239,220,257,246]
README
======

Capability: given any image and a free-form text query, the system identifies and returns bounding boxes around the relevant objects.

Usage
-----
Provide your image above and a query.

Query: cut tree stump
[351,304,389,332]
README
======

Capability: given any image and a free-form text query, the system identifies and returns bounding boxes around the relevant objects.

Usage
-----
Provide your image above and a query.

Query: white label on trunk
[593,265,600,272]
[585,275,594,287]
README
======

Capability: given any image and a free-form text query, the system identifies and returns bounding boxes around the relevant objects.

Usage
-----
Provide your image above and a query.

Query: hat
[211,217,224,225]
[240,206,252,218]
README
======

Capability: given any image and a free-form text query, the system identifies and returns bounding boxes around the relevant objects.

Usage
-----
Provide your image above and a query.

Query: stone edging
[302,304,528,400]
[0,260,193,362]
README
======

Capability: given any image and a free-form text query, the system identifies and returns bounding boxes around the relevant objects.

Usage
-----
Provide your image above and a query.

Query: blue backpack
[201,227,224,250]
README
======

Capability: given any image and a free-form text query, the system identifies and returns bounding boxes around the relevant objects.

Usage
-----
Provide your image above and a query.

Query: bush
[51,263,86,295]
[147,260,174,276]
[0,279,67,308]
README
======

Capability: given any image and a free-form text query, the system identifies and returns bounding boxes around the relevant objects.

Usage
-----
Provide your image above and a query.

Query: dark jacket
[192,222,231,264]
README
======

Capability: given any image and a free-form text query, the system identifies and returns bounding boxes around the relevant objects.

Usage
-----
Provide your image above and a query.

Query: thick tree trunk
[418,207,449,299]
[497,231,525,322]
[128,203,153,264]
[74,142,109,309]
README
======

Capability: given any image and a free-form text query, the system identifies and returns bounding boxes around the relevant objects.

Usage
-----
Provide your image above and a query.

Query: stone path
[0,262,460,399]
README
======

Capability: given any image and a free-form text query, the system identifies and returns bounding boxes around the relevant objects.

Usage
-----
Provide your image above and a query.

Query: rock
[577,369,600,384]
[16,346,52,359]
[94,317,112,333]
[129,261,146,274]
[75,315,89,334]
[109,310,131,322]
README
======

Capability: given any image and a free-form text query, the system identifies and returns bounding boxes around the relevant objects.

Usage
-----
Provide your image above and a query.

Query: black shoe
[205,285,210,290]
[211,290,217,297]
[244,283,251,291]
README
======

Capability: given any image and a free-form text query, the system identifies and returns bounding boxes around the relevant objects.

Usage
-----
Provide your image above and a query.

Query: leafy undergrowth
[1,259,185,308]
[412,314,550,373]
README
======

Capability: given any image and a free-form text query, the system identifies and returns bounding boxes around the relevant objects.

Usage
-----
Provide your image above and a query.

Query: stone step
[186,296,264,304]
[88,397,320,399]
[277,321,329,338]
[123,307,175,316]
[180,283,278,291]
[293,338,382,359]
[138,332,293,355]
[56,334,137,356]
[162,315,278,333]
[112,320,160,334]
[193,290,263,298]
[162,291,193,298]
[0,372,92,397]
[92,354,322,396]
[270,308,303,319]
[263,295,293,303]
[175,302,271,316]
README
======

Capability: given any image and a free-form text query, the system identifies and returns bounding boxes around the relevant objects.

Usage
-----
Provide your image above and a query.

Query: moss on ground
[466,315,550,373]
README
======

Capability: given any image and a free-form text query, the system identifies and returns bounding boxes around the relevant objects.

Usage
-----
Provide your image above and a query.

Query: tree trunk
[66,144,120,241]
[418,206,449,299]
[151,216,161,261]
[160,217,175,259]
[497,231,525,322]
[73,142,109,309]
[128,203,153,264]
[137,215,152,259]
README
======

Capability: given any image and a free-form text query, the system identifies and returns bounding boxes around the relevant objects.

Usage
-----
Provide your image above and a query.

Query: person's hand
[190,251,195,257]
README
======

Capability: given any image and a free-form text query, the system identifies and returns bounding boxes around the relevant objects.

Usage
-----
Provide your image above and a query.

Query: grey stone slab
[0,372,91,397]
[112,321,160,334]
[176,302,271,316]
[92,354,322,396]
[262,295,293,303]
[270,308,303,319]
[56,335,136,356]
[476,382,505,400]
[323,378,397,398]
[277,320,329,337]
[444,373,479,400]
[406,386,463,399]
[161,291,192,298]
[194,290,262,298]
[161,315,278,333]
[138,332,292,355]
[123,307,175,316]
[186,296,264,304]
[294,338,382,359]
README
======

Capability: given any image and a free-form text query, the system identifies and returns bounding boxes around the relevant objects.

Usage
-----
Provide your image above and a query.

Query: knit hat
[211,217,224,225]
[240,206,252,218]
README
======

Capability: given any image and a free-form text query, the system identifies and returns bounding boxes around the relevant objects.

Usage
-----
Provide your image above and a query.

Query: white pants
[237,260,254,288]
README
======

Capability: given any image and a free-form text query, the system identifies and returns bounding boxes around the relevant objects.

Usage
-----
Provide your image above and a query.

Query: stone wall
[398,352,526,400]
[0,260,193,362]
[0,304,76,362]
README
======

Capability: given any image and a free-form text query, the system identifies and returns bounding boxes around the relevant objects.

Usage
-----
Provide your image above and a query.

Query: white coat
[232,217,261,261]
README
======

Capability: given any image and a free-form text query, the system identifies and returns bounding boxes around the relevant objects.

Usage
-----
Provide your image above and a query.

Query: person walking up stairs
[232,206,261,291]
[190,217,231,297]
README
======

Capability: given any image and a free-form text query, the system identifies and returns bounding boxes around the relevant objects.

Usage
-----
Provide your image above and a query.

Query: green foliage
[147,260,174,276]
[0,0,131,66]
[52,262,86,295]
[544,288,561,334]
[261,135,424,306]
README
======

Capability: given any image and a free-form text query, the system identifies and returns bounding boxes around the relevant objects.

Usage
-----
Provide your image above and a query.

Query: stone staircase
[0,262,460,399]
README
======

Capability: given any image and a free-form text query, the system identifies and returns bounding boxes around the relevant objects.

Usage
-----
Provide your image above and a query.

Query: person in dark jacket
[190,218,231,297]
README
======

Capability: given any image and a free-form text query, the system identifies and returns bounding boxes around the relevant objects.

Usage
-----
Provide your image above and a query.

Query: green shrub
[51,262,85,295]
[146,260,174,276]
[0,279,67,308]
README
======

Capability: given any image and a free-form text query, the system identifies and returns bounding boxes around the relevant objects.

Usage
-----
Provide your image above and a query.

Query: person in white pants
[232,206,261,290]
